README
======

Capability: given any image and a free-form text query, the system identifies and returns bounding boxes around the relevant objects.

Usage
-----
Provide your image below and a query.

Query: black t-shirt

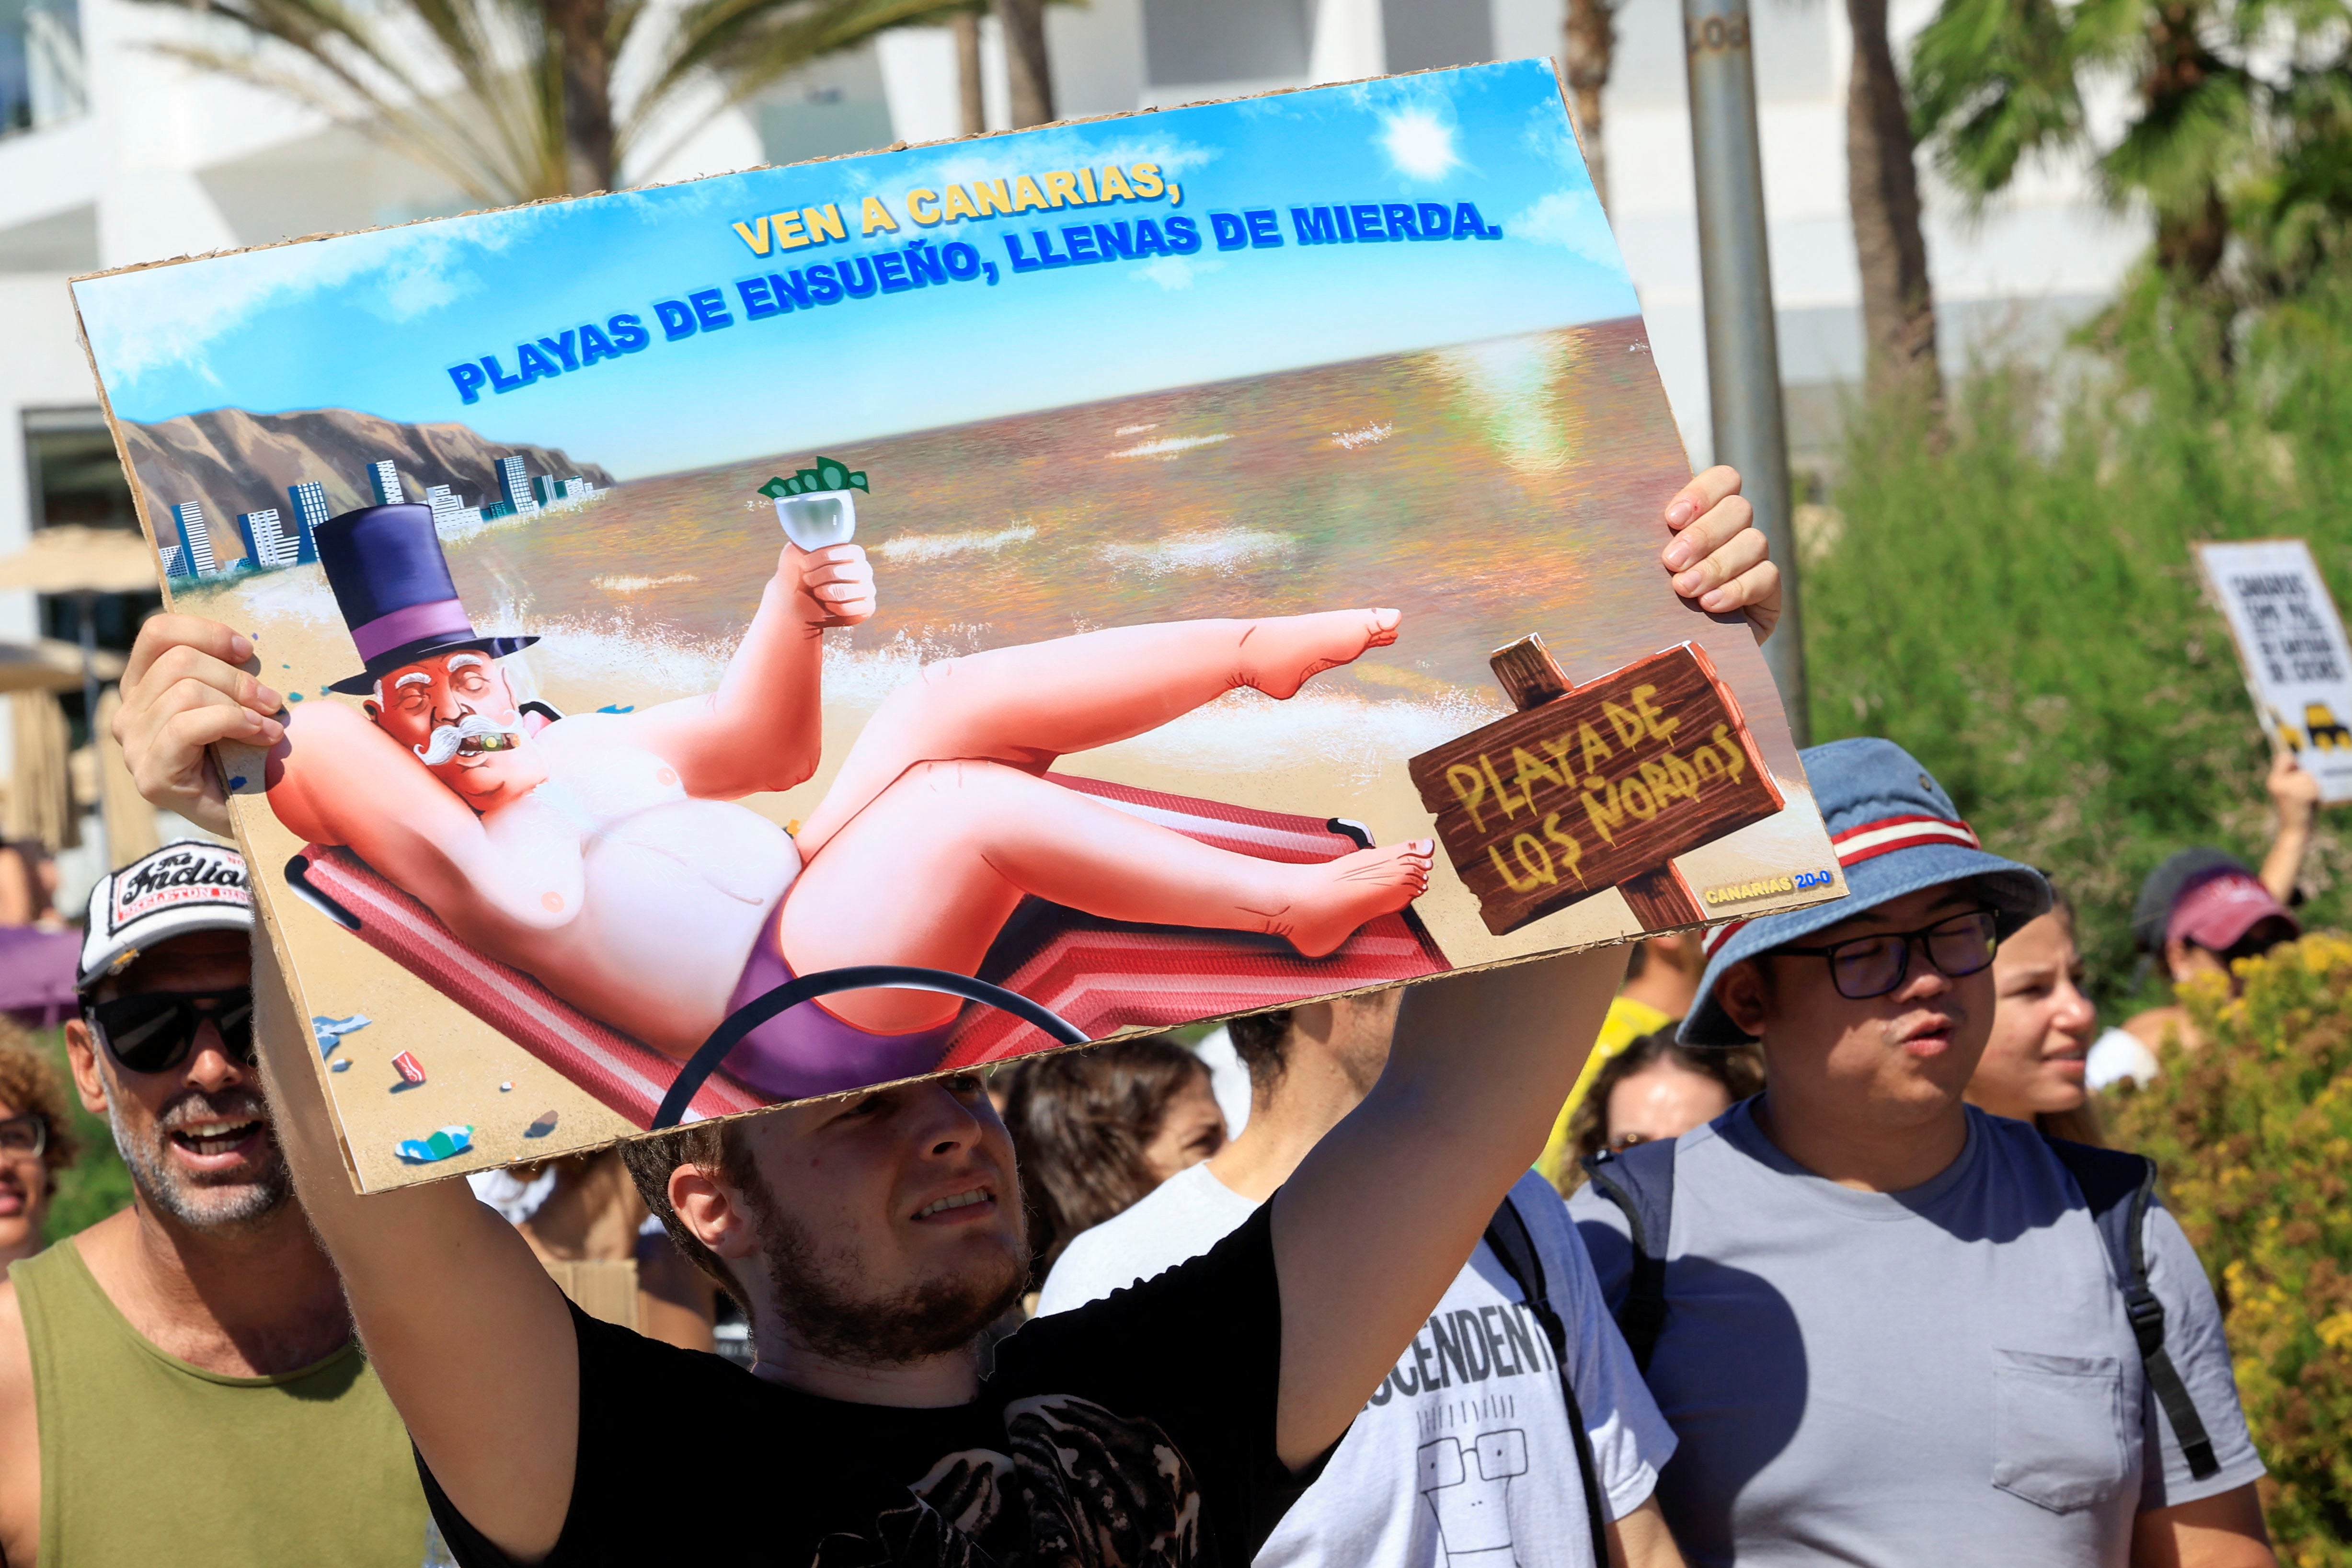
[423,1203,1309,1566]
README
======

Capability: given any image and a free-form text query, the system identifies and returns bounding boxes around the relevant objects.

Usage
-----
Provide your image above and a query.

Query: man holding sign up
[1572,738,2274,1568]
[114,473,1774,1566]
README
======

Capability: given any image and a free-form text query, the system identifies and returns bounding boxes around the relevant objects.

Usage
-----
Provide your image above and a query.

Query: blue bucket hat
[1681,737,2051,1046]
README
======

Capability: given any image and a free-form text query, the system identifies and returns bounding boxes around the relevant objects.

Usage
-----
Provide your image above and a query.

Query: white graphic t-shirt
[1042,1167,1675,1568]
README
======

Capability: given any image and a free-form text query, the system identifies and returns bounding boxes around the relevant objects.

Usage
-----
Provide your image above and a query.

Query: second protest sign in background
[73,60,1842,1189]
[2199,539,2352,803]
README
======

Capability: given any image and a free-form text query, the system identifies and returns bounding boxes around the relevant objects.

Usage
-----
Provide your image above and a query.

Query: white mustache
[415,712,517,766]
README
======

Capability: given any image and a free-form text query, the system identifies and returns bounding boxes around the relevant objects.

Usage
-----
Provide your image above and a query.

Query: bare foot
[1238,609,1402,700]
[1255,840,1434,958]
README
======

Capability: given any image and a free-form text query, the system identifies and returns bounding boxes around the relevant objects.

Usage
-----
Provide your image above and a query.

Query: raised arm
[250,929,581,1560]
[117,612,586,1562]
[2258,751,2320,906]
[620,542,875,799]
[1269,464,1780,1469]
[1271,947,1627,1466]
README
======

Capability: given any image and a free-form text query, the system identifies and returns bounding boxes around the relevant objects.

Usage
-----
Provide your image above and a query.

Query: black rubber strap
[1582,1157,1668,1372]
[652,966,1090,1129]
[2120,1159,2222,1481]
[1486,1196,1614,1567]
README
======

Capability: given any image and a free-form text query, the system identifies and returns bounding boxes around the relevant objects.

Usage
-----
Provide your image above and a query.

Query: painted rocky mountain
[119,407,614,537]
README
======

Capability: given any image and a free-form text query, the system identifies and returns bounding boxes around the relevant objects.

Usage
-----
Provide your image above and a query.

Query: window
[0,0,87,137]
[23,409,159,741]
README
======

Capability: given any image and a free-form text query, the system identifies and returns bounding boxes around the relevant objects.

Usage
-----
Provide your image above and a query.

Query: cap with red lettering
[77,841,252,992]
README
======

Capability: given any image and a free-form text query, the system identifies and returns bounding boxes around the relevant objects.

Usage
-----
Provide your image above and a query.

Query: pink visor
[2168,870,2297,951]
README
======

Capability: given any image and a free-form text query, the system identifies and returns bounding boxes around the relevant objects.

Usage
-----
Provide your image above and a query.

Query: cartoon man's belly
[523,798,801,1053]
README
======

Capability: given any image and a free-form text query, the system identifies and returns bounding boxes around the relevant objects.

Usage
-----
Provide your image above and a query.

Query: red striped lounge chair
[287,773,1450,1130]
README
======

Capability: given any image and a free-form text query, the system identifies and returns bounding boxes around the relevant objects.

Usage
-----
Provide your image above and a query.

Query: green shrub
[2108,936,2352,1561]
[1807,284,2352,1013]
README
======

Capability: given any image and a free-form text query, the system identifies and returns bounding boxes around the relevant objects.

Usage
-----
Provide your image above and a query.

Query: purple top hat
[316,505,538,696]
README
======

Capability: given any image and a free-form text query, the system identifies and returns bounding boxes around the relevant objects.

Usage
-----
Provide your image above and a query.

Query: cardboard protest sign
[2197,540,2352,803]
[1411,638,1785,934]
[71,59,1842,1189]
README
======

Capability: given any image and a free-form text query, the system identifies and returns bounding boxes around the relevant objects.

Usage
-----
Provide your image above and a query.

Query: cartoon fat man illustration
[264,503,1432,1100]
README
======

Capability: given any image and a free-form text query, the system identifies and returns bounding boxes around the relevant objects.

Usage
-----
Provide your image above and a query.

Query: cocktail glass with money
[776,491,857,551]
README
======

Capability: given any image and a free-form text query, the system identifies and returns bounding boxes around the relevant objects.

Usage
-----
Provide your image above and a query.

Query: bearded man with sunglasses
[1570,738,2275,1568]
[0,841,430,1568]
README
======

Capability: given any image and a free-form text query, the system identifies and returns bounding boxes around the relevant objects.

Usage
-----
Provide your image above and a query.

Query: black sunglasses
[85,988,255,1076]
[1776,910,1999,1000]
[2196,921,2295,970]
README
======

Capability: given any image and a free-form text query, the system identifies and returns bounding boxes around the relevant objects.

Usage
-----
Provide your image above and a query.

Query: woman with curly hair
[0,1020,80,1268]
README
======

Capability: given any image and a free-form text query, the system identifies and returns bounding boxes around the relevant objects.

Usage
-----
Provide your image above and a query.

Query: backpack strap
[1485,1194,1613,1567]
[1578,1137,1678,1372]
[2042,1136,2222,1481]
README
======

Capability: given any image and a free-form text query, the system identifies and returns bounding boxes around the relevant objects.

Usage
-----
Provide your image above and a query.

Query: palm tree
[1845,0,1941,399]
[952,6,983,134]
[1558,0,1939,398]
[1560,0,1616,208]
[1907,0,2350,292]
[995,0,1051,126]
[138,0,975,204]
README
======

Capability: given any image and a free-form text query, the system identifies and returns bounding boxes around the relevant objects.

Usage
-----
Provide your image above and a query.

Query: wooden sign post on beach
[1408,636,1783,936]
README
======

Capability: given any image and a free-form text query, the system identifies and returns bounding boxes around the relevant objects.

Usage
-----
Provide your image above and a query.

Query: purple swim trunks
[719,900,961,1101]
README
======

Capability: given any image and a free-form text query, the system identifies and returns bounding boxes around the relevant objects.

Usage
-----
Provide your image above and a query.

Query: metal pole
[77,590,110,874]
[1682,0,1809,744]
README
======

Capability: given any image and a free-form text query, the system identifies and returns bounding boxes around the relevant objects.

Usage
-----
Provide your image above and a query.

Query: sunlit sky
[77,60,1632,481]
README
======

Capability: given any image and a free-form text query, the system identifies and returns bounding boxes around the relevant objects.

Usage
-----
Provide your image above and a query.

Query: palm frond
[128,0,969,204]
[1910,0,2085,199]
[620,0,966,171]
[131,0,577,200]
[2100,65,2255,214]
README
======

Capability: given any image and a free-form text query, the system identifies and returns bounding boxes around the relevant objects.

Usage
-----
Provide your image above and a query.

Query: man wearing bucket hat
[0,841,430,1567]
[1570,739,2274,1568]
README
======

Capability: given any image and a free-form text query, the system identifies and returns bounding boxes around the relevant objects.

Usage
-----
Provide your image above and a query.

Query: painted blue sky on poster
[75,60,1631,481]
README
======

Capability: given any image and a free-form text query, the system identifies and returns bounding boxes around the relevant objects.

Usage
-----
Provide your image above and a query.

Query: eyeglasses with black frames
[1775,910,1999,1001]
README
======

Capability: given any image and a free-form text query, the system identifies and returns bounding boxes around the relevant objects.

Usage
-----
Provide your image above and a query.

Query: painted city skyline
[156,448,601,582]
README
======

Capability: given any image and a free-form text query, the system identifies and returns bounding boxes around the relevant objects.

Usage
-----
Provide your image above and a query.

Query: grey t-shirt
[1043,1167,1675,1568]
[1568,1100,2264,1567]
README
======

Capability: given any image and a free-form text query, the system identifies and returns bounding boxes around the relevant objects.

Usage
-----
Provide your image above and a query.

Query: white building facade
[0,0,2141,816]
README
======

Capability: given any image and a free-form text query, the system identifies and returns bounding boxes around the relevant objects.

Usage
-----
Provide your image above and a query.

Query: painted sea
[175,317,1817,975]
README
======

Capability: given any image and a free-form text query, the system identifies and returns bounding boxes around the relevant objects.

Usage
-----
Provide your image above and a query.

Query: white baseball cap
[77,841,253,992]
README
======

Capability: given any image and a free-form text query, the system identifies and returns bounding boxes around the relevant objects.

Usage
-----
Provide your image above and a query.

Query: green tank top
[12,1241,432,1568]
